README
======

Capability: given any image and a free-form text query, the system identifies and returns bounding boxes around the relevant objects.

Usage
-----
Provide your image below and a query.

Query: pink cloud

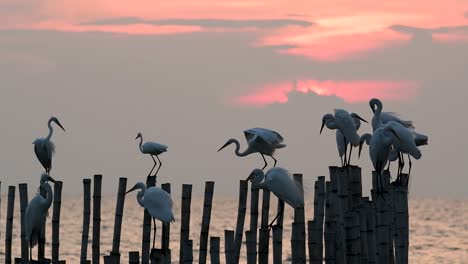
[234,80,419,107]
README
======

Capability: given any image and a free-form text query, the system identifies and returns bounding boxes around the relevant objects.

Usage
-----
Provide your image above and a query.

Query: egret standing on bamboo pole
[321,109,367,167]
[25,173,56,262]
[135,132,168,177]
[246,167,304,229]
[126,182,175,248]
[218,128,286,170]
[33,117,65,174]
[336,112,368,166]
[369,98,413,131]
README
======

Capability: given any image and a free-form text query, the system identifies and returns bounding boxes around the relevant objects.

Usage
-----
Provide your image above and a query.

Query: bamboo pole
[198,181,215,264]
[359,198,369,264]
[292,173,306,264]
[52,181,63,263]
[324,181,336,264]
[329,167,346,264]
[183,240,193,264]
[249,185,259,264]
[245,231,257,264]
[366,200,377,264]
[19,183,29,262]
[161,183,171,263]
[129,252,139,264]
[394,174,409,264]
[179,184,192,264]
[344,210,360,264]
[81,178,91,264]
[5,186,15,264]
[142,175,156,264]
[233,180,248,264]
[349,167,362,209]
[372,171,391,264]
[310,176,326,264]
[272,199,284,264]
[210,237,220,264]
[258,190,270,264]
[92,174,103,264]
[224,230,235,264]
[110,177,127,263]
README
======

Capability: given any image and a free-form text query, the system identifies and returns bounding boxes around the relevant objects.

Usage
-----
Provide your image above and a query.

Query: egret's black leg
[267,201,285,230]
[271,155,278,167]
[149,155,157,177]
[400,152,405,176]
[348,145,353,166]
[408,154,413,177]
[154,155,163,177]
[260,154,268,171]
[152,217,157,249]
[340,156,344,167]
[343,137,348,167]
[30,246,32,261]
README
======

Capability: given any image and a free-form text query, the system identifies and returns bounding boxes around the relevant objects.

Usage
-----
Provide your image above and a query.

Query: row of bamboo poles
[1,165,409,263]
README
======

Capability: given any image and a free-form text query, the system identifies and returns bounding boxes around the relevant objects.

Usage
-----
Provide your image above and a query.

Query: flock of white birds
[23,97,427,260]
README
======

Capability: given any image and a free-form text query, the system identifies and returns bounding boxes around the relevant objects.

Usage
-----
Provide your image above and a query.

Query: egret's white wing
[386,122,421,159]
[142,142,168,155]
[266,167,304,209]
[334,109,360,146]
[336,130,346,158]
[381,112,414,129]
[33,138,54,171]
[144,187,175,223]
[244,128,284,145]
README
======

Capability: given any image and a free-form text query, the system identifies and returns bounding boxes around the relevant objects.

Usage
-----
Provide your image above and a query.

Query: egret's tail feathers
[276,143,287,149]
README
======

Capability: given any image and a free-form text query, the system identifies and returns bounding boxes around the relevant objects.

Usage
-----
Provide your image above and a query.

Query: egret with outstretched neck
[33,117,65,174]
[135,133,168,177]
[25,173,56,261]
[126,182,175,248]
[218,128,286,170]
[246,167,304,229]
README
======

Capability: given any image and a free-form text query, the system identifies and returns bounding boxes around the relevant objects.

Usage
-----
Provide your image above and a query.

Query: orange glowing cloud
[234,80,419,107]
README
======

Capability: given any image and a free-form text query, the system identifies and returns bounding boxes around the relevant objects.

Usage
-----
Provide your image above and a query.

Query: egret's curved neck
[136,185,147,207]
[373,101,384,129]
[46,119,54,142]
[231,139,253,157]
[252,173,267,190]
[138,136,144,153]
[325,118,337,130]
[354,118,361,130]
[42,182,54,209]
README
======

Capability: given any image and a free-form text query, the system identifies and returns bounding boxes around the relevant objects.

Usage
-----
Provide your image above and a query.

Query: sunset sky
[1,0,467,197]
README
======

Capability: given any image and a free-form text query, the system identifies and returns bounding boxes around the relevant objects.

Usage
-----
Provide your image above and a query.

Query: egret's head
[246,168,264,184]
[320,114,334,134]
[49,116,65,132]
[350,113,368,124]
[358,133,371,159]
[125,182,146,195]
[40,173,56,185]
[369,98,382,114]
[135,132,142,140]
[217,139,235,152]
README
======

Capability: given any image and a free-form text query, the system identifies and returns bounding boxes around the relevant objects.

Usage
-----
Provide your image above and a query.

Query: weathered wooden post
[81,178,91,264]
[309,176,326,264]
[52,181,63,263]
[258,190,270,264]
[19,183,29,262]
[198,181,215,264]
[329,167,346,264]
[210,237,220,264]
[394,174,409,264]
[142,175,156,264]
[183,240,194,264]
[179,184,192,264]
[161,183,172,263]
[372,171,391,264]
[366,200,377,264]
[272,199,284,264]
[245,230,257,264]
[224,230,235,264]
[233,180,248,264]
[5,186,15,264]
[110,177,127,263]
[92,174,103,264]
[291,173,306,264]
[324,181,336,264]
[129,252,140,264]
[248,185,259,264]
[358,197,369,264]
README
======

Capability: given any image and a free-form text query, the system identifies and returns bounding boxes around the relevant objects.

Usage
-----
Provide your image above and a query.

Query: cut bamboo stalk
[129,252,139,264]
[92,174,103,264]
[329,167,346,264]
[310,176,326,264]
[183,240,193,264]
[210,237,220,264]
[110,177,127,263]
[5,186,15,264]
[258,190,270,264]
[198,181,215,264]
[179,184,192,264]
[372,171,391,264]
[224,230,235,264]
[366,200,377,264]
[161,183,171,264]
[324,181,336,264]
[272,226,283,264]
[142,175,156,264]
[52,181,63,263]
[19,183,29,262]
[359,198,369,264]
[249,184,260,264]
[245,230,257,264]
[344,210,360,264]
[394,174,409,264]
[80,179,91,264]
[233,180,248,264]
[292,173,306,264]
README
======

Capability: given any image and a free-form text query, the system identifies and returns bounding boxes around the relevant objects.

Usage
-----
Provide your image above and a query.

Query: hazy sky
[1,0,467,197]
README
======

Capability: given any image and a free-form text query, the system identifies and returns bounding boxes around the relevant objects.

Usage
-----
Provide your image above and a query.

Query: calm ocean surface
[0,195,466,263]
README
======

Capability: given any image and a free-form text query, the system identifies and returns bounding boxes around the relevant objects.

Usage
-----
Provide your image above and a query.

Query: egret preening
[25,173,56,261]
[358,133,372,159]
[126,182,175,248]
[369,98,414,131]
[135,133,168,177]
[336,113,367,166]
[218,128,286,170]
[321,109,367,167]
[33,117,65,174]
[246,167,304,229]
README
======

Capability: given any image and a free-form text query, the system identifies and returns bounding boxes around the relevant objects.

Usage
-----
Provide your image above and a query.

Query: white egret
[126,182,175,248]
[25,173,56,261]
[321,109,367,167]
[336,112,367,166]
[246,167,304,228]
[33,117,65,174]
[218,128,286,170]
[369,98,414,131]
[135,133,168,177]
